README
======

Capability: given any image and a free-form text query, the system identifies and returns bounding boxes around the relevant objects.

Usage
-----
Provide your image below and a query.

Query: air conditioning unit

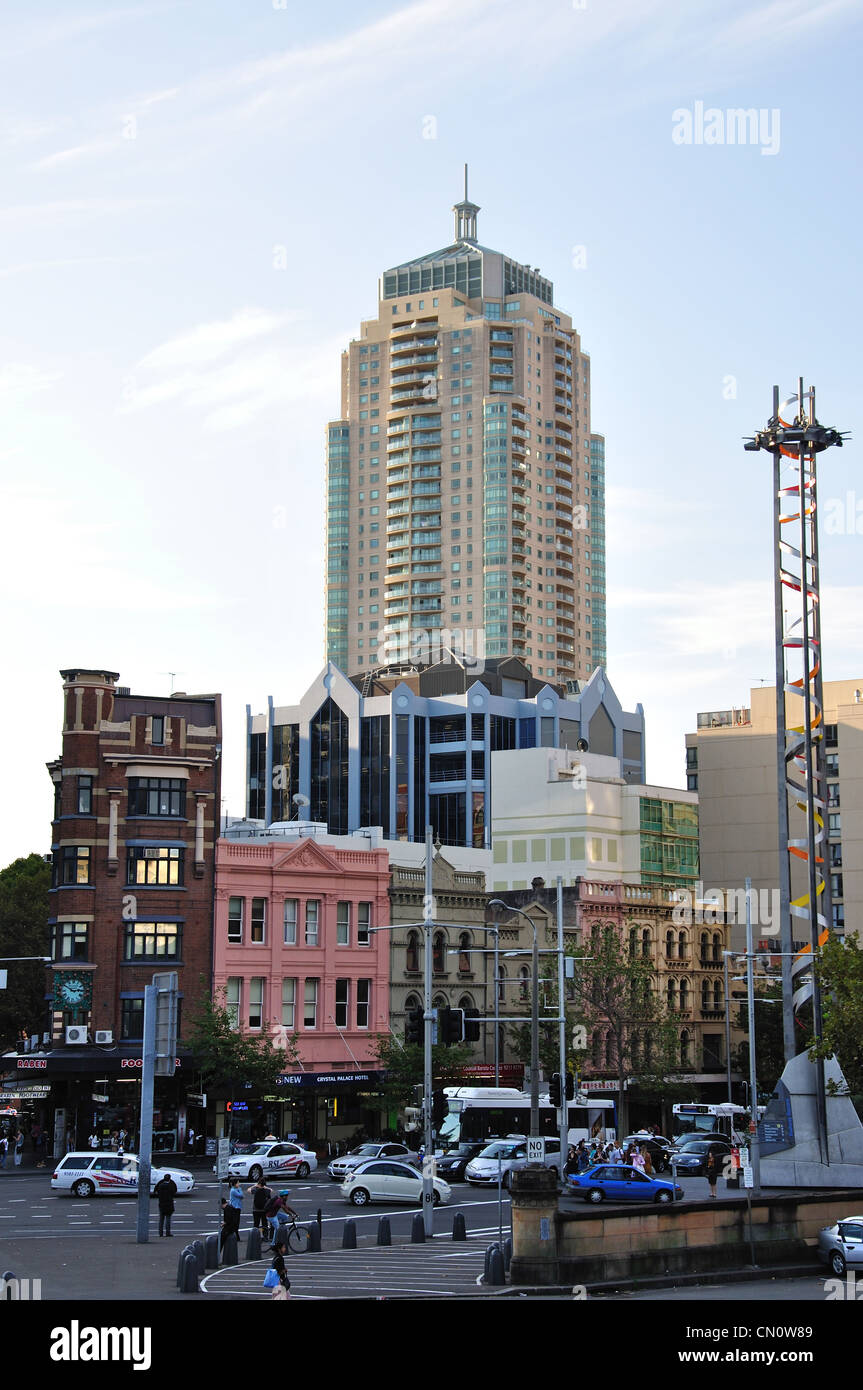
[95,1030,113,1045]
[65,1025,88,1046]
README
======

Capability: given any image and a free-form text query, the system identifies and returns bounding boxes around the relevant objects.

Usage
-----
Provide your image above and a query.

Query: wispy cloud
[0,363,63,400]
[0,197,157,226]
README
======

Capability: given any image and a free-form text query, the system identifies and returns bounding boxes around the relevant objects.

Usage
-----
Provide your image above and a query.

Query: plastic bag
[263,1268,280,1288]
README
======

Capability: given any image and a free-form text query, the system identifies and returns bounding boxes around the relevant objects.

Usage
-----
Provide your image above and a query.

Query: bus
[672,1102,761,1142]
[439,1087,615,1148]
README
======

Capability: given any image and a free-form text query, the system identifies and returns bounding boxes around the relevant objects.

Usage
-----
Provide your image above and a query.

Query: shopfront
[210,1070,390,1155]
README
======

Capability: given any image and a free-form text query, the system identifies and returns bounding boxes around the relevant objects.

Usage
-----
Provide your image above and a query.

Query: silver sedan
[817,1216,863,1276]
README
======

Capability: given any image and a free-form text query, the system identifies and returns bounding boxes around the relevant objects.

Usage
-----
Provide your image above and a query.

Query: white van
[51,1152,195,1198]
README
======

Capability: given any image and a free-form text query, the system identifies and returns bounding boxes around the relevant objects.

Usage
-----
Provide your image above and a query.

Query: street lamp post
[489,901,540,1141]
[447,921,500,1087]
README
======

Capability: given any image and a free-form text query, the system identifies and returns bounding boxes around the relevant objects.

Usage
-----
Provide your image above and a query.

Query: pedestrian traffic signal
[549,1073,562,1108]
[431,1090,446,1128]
[405,1007,423,1044]
[463,1007,481,1042]
[438,1006,465,1045]
[565,1071,575,1101]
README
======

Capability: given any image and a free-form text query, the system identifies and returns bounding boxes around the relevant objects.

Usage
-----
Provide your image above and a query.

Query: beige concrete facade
[325,192,605,685]
[686,679,863,950]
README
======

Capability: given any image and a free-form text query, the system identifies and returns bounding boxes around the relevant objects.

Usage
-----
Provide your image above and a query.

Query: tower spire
[452,165,480,244]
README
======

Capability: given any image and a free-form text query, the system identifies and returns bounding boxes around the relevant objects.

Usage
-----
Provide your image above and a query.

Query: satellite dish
[293,794,310,807]
[576,738,589,752]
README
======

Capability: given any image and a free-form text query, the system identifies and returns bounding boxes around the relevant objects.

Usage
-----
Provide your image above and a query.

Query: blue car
[568,1163,683,1205]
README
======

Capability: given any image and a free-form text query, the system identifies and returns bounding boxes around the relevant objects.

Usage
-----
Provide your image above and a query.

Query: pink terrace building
[213,824,391,1146]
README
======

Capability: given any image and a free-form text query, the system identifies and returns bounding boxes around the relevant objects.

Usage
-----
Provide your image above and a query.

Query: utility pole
[556,875,568,1179]
[422,824,435,1237]
[745,880,761,1197]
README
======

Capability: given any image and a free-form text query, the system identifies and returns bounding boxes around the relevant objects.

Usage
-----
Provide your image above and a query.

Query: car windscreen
[352,1145,379,1156]
[479,1143,520,1158]
[247,1145,270,1155]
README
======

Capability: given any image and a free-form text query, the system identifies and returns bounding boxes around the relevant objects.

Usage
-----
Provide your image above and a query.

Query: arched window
[406,931,420,973]
[713,981,722,1008]
[432,993,447,1016]
[458,993,474,1016]
[680,1030,690,1067]
[642,928,651,958]
[404,992,421,1017]
[666,930,675,960]
[679,978,689,1012]
[629,927,637,958]
[712,932,722,963]
[700,931,709,963]
[630,1032,641,1067]
[519,966,529,1002]
[677,931,687,960]
[667,978,676,1010]
[458,932,471,973]
[433,931,446,974]
[496,964,507,1004]
[701,979,710,1008]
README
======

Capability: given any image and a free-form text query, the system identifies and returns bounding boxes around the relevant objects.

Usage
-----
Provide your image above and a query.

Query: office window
[304,978,318,1028]
[281,978,296,1029]
[358,902,371,946]
[51,922,89,962]
[151,715,165,745]
[335,979,349,1028]
[251,898,266,944]
[77,776,93,814]
[283,899,297,945]
[120,998,144,1040]
[58,846,91,885]
[128,777,186,817]
[228,897,243,943]
[248,978,264,1029]
[123,921,181,960]
[356,980,370,1029]
[226,977,241,1030]
[127,845,183,886]
[305,900,320,946]
[337,902,351,946]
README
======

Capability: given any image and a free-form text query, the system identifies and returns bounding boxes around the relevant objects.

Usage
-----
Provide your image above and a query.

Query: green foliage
[186,982,299,1114]
[810,930,863,1107]
[731,982,786,1096]
[369,1034,473,1114]
[0,854,51,1048]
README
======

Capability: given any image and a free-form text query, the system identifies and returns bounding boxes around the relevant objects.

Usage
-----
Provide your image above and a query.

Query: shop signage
[91,1094,109,1103]
[19,1059,47,1070]
[225,1101,248,1111]
[186,1092,206,1107]
[577,1079,621,1092]
[2,1084,50,1096]
[458,1064,524,1081]
[120,1057,181,1069]
[275,1070,384,1088]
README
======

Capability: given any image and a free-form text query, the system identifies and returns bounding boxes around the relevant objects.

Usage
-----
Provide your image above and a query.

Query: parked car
[568,1163,683,1205]
[621,1135,674,1172]
[433,1142,489,1182]
[327,1142,415,1181]
[339,1159,451,1207]
[51,1152,195,1199]
[465,1137,561,1187]
[669,1138,732,1176]
[215,1140,318,1182]
[817,1216,863,1275]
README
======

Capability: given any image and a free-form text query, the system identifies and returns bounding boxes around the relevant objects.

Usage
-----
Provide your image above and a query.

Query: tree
[809,930,863,1113]
[369,1034,473,1121]
[731,981,786,1100]
[0,854,51,1049]
[185,982,301,1134]
[565,925,688,1136]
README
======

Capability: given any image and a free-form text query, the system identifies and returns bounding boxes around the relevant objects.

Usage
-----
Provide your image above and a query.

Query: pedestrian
[706,1149,719,1199]
[14,1130,24,1167]
[270,1251,291,1301]
[154,1172,178,1236]
[186,1127,195,1154]
[564,1145,578,1178]
[632,1147,646,1173]
[641,1145,653,1177]
[0,1135,7,1169]
[88,1132,100,1151]
[219,1177,244,1251]
[249,1177,274,1236]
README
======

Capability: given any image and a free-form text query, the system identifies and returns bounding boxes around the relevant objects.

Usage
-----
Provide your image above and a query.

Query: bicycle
[268,1217,310,1254]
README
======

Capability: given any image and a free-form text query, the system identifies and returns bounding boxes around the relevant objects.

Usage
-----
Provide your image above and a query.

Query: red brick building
[14,669,221,1154]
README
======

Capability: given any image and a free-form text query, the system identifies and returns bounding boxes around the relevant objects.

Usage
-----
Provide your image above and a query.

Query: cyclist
[265,1189,299,1247]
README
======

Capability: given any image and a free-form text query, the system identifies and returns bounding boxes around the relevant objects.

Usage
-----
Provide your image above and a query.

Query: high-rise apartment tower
[325,174,606,685]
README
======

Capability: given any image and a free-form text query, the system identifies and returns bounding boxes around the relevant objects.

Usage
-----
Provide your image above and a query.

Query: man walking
[248,1177,273,1237]
[154,1172,178,1236]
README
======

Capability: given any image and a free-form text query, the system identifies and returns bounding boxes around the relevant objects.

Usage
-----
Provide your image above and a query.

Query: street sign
[0,970,7,990]
[527,1137,546,1163]
[216,1138,231,1178]
[152,971,178,1077]
[743,1166,754,1188]
[186,1092,206,1107]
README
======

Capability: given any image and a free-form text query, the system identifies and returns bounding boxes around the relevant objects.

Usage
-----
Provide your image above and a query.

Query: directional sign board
[0,971,7,990]
[743,1166,754,1188]
[216,1138,231,1179]
[527,1137,546,1164]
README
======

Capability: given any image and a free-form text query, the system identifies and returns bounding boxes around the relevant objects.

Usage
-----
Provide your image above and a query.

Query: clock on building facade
[53,971,93,1012]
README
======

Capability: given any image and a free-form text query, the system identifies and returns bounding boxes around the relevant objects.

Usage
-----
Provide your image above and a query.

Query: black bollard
[502,1236,513,1271]
[484,1242,501,1280]
[221,1231,239,1266]
[191,1239,205,1276]
[179,1251,199,1293]
[307,1222,321,1252]
[487,1246,506,1286]
[245,1227,262,1261]
[452,1212,467,1241]
[204,1233,219,1269]
[2,1271,14,1301]
[317,1207,323,1233]
[377,1215,391,1246]
[273,1224,289,1253]
[411,1213,425,1243]
[342,1219,357,1249]
[176,1245,194,1288]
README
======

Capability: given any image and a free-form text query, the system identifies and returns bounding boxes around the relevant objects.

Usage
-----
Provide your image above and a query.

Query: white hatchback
[51,1152,195,1198]
[340,1159,451,1207]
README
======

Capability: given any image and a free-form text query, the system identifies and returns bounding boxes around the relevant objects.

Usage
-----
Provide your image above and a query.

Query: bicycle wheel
[287,1224,310,1254]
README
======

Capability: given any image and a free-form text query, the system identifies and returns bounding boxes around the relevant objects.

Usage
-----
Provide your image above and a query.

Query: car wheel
[830,1250,847,1276]
[655,1189,673,1204]
[587,1188,604,1204]
[296,1163,310,1178]
[249,1165,263,1182]
[350,1187,370,1207]
[433,1190,441,1207]
[72,1179,95,1198]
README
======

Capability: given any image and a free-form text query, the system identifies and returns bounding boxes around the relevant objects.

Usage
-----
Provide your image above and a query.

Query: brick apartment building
[6,669,221,1156]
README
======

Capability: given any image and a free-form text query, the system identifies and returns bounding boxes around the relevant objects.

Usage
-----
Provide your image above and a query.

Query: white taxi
[51,1152,195,1198]
[215,1141,318,1182]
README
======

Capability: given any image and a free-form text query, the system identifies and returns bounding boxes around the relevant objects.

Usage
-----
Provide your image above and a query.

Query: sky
[1,0,862,861]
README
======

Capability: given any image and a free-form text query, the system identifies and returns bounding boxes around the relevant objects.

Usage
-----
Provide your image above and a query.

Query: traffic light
[463,1007,481,1042]
[438,1006,465,1045]
[431,1090,446,1128]
[549,1072,562,1108]
[405,1007,423,1044]
[565,1071,574,1101]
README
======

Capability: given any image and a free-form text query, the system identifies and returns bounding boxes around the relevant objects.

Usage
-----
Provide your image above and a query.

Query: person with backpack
[248,1177,274,1236]
[263,1189,299,1248]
